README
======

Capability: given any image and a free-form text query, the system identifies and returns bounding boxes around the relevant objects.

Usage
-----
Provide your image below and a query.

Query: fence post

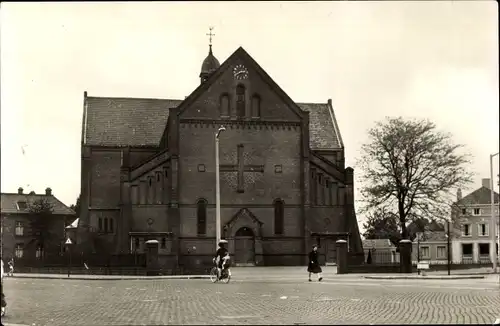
[399,239,412,273]
[336,240,348,274]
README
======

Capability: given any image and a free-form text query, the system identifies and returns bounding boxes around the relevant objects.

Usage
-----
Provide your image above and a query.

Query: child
[7,258,14,277]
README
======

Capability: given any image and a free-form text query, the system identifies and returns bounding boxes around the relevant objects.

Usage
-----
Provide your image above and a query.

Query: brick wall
[178,123,303,239]
[308,206,346,233]
[131,206,169,232]
[89,150,121,208]
[178,124,302,204]
[181,56,302,122]
[130,149,157,168]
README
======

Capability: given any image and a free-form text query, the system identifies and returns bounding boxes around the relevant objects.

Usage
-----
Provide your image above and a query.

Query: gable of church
[82,48,344,151]
[179,47,303,122]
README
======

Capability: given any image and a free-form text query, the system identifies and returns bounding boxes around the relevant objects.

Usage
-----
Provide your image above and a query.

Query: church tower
[199,27,220,83]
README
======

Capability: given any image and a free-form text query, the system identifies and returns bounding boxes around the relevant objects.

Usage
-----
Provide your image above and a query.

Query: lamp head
[216,125,226,138]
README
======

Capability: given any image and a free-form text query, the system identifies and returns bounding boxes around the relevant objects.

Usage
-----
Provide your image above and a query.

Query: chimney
[457,188,462,201]
[45,187,52,196]
[18,187,24,194]
[482,178,491,189]
[327,99,332,106]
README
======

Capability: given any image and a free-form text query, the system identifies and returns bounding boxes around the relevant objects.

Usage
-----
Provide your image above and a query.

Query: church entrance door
[324,239,337,265]
[234,227,255,266]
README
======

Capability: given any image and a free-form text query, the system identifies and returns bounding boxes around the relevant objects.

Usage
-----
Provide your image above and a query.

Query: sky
[1,1,498,229]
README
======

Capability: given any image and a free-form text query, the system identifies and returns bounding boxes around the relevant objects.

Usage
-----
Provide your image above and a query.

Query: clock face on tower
[233,64,249,80]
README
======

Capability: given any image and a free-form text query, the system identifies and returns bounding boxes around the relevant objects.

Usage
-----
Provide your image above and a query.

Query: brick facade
[78,46,363,267]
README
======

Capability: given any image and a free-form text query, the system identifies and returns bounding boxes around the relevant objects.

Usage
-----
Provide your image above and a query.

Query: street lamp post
[446,220,451,276]
[215,126,226,251]
[65,237,73,278]
[490,152,499,278]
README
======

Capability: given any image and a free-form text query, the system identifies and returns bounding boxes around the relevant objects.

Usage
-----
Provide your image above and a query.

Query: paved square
[2,275,500,325]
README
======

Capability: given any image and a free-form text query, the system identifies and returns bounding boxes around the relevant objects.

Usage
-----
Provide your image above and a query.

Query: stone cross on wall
[220,144,264,193]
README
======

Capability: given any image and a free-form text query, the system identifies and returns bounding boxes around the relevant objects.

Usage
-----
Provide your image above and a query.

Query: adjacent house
[451,178,499,264]
[362,239,399,264]
[1,187,76,261]
[412,231,449,264]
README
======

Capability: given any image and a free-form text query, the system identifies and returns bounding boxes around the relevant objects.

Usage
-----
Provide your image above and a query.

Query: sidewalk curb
[364,275,485,280]
[10,275,211,281]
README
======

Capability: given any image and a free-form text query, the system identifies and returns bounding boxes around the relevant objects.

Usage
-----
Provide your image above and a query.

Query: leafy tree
[362,208,401,246]
[69,194,81,217]
[358,117,473,240]
[363,210,446,246]
[68,194,81,229]
[27,198,57,253]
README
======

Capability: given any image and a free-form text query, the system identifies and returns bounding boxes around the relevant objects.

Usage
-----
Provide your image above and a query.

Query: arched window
[251,94,261,118]
[197,199,208,235]
[220,93,230,117]
[104,218,109,233]
[274,199,284,235]
[310,170,317,205]
[109,218,114,233]
[236,84,246,118]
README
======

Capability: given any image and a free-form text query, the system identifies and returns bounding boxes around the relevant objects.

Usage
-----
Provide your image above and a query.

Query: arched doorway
[234,227,255,265]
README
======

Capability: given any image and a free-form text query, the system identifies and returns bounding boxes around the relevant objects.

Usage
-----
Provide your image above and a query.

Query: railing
[14,252,147,268]
[362,250,399,265]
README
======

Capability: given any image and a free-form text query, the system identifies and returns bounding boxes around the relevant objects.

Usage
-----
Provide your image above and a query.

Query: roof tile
[84,97,342,149]
[84,97,182,147]
[1,193,76,215]
[362,239,395,248]
[456,186,499,205]
[297,103,341,149]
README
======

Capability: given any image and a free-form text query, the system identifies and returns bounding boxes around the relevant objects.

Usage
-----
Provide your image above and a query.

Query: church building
[78,38,363,267]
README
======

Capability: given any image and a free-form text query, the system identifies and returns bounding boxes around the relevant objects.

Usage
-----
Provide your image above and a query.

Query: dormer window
[16,201,28,211]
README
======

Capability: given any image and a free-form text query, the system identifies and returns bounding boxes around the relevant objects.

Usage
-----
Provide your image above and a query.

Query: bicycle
[210,257,231,284]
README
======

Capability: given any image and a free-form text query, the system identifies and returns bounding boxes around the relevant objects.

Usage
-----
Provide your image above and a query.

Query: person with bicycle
[213,240,230,280]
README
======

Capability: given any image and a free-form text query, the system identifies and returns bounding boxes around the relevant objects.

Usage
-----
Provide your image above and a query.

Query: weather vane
[206,27,215,46]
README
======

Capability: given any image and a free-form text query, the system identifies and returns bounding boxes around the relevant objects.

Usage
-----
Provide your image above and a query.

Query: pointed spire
[200,26,220,83]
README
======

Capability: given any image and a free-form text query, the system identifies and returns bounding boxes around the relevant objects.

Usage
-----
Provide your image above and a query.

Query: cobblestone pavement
[2,275,499,325]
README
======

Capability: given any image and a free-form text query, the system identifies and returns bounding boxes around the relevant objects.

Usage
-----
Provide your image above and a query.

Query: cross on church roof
[206,27,215,46]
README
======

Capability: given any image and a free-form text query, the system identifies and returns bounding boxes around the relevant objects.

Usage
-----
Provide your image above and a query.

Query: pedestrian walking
[7,258,14,277]
[308,245,323,282]
[1,256,7,317]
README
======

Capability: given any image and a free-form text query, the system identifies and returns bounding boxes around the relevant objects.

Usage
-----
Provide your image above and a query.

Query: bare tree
[358,117,473,240]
